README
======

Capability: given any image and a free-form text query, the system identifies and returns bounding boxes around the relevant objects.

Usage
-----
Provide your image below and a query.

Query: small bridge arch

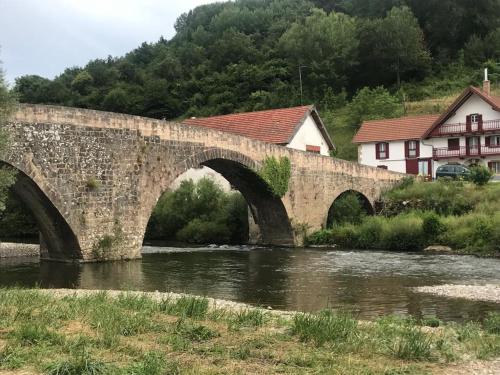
[326,189,375,228]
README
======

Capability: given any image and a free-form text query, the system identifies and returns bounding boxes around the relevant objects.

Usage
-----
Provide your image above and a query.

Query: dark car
[436,164,471,179]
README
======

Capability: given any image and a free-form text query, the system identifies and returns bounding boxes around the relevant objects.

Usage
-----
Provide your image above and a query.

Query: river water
[0,246,499,322]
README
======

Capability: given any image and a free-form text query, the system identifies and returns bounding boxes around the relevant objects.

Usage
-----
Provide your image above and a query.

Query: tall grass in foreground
[0,289,498,374]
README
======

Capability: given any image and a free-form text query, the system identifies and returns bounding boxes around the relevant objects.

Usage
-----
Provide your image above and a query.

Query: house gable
[424,86,500,138]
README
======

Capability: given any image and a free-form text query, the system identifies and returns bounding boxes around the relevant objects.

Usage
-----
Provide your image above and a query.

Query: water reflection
[0,247,498,322]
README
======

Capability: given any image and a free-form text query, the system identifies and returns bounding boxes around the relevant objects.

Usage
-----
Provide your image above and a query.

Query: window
[470,114,480,124]
[376,142,389,159]
[489,161,500,174]
[306,145,321,154]
[408,140,418,158]
[469,137,479,148]
[491,136,500,147]
[448,138,460,150]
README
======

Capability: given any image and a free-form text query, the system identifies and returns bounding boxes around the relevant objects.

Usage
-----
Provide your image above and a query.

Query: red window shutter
[375,143,380,159]
[478,114,483,130]
[404,141,409,158]
[386,142,390,159]
[466,115,471,132]
[486,136,491,147]
[416,141,420,158]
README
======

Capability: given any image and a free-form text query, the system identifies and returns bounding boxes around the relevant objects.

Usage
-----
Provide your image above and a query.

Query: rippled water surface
[1,246,499,321]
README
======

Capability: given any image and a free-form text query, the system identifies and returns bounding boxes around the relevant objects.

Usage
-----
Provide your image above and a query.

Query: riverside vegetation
[307,175,500,256]
[0,288,498,374]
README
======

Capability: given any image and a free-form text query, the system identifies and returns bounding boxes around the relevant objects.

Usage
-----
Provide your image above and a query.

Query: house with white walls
[353,70,500,178]
[174,105,335,188]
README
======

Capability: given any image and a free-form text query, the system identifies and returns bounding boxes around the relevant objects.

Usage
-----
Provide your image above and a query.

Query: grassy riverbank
[0,289,498,374]
[308,180,500,256]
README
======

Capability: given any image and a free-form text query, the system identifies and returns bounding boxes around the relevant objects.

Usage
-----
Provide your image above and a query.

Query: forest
[11,0,500,159]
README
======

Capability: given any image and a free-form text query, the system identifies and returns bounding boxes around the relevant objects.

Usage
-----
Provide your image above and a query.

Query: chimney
[483,68,491,95]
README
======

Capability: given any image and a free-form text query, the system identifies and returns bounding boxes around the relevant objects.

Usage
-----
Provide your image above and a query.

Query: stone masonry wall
[4,105,404,261]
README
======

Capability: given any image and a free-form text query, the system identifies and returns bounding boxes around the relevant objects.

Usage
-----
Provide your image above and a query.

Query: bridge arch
[143,148,295,246]
[0,161,82,261]
[326,189,374,228]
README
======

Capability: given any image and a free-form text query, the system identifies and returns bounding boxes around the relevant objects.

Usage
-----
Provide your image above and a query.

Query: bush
[146,178,248,244]
[469,165,493,186]
[422,212,444,244]
[176,218,231,243]
[484,312,500,334]
[380,214,424,251]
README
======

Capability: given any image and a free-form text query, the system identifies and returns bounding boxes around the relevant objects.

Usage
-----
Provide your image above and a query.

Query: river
[0,246,498,322]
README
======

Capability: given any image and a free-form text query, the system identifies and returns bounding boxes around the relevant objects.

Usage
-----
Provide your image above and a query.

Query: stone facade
[3,104,404,262]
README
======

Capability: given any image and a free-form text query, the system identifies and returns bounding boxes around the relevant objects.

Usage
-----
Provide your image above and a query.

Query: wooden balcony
[432,119,500,136]
[433,145,500,159]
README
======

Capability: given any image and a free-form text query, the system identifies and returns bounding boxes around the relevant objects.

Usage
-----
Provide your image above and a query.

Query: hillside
[10,0,500,161]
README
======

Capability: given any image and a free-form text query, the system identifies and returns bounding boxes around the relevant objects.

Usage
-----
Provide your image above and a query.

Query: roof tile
[353,114,440,143]
[182,106,313,144]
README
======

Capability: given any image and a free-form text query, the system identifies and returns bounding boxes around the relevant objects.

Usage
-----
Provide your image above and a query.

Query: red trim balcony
[433,145,500,159]
[432,119,500,136]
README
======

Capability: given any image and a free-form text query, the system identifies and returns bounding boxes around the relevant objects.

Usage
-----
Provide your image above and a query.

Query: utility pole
[299,65,307,105]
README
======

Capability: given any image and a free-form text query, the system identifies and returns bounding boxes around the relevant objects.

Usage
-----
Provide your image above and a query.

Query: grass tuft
[291,310,358,347]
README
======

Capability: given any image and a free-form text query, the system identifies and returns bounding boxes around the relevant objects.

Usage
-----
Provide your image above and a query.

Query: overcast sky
[0,0,218,85]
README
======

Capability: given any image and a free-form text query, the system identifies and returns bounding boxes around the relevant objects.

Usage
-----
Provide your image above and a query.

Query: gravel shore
[0,242,39,258]
[414,284,500,303]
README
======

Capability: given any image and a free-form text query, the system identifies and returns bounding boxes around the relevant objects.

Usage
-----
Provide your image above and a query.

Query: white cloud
[0,0,218,84]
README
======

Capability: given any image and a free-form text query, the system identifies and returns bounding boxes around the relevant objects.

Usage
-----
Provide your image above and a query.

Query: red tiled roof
[182,105,334,149]
[353,114,440,143]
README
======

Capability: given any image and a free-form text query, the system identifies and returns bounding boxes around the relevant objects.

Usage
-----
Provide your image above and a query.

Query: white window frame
[408,140,417,158]
[470,113,479,124]
[379,142,387,159]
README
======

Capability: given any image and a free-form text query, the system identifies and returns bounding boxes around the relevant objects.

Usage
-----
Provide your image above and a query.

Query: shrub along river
[0,246,498,322]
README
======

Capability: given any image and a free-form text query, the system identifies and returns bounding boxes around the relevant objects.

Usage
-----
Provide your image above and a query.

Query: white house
[174,105,335,188]
[353,71,500,178]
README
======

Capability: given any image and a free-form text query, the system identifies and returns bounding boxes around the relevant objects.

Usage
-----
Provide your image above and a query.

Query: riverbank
[0,288,498,374]
[307,180,500,257]
[0,242,39,258]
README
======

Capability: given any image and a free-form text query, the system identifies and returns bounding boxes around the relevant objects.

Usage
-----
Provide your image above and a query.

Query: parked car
[436,164,471,179]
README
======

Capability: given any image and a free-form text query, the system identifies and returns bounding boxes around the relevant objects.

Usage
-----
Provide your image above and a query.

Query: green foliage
[0,191,38,239]
[357,6,431,87]
[308,181,500,254]
[146,177,248,244]
[483,312,500,335]
[280,9,359,94]
[258,156,291,197]
[469,165,493,186]
[421,212,444,243]
[345,86,403,128]
[327,191,368,227]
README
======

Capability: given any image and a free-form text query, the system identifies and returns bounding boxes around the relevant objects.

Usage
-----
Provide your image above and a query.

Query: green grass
[0,288,498,374]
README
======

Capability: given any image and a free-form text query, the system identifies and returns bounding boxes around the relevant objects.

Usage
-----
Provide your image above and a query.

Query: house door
[406,159,419,175]
[418,159,432,178]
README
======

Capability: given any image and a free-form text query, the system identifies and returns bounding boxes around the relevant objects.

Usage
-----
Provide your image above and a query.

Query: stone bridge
[3,104,403,262]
